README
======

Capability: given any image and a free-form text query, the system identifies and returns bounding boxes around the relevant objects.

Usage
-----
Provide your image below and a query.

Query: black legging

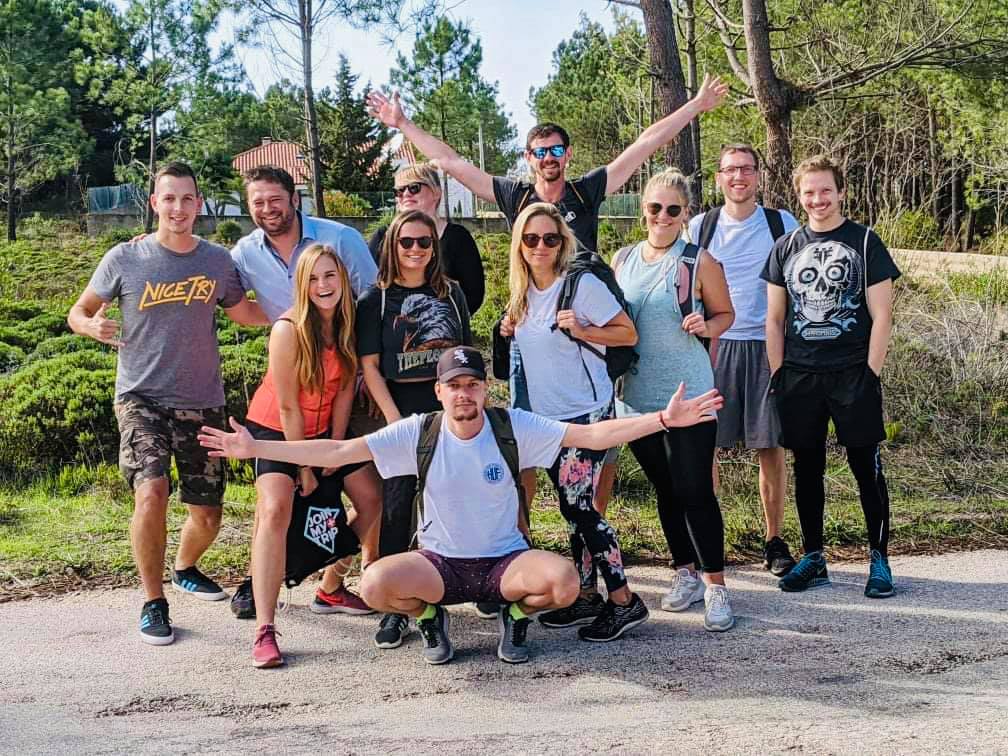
[792,444,890,557]
[628,422,725,573]
[378,380,440,557]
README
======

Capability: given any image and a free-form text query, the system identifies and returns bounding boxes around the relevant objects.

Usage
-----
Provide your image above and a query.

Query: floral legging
[546,403,627,594]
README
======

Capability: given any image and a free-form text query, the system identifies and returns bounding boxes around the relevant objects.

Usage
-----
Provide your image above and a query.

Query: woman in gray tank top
[613,168,738,632]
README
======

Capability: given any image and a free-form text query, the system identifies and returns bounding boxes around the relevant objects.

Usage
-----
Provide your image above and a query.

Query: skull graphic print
[783,240,864,341]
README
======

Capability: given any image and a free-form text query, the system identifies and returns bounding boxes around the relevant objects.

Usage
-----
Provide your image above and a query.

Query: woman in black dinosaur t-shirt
[368,163,485,315]
[357,209,473,650]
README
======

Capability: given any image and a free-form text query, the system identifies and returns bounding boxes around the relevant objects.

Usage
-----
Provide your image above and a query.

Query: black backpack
[696,206,787,250]
[283,468,360,588]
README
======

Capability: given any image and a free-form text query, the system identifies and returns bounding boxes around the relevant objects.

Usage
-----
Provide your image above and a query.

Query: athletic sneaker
[310,586,376,615]
[538,593,605,628]
[230,576,255,620]
[374,613,410,649]
[864,550,895,598]
[577,593,649,642]
[474,602,499,619]
[763,536,797,577]
[703,585,736,632]
[139,597,173,646]
[252,624,283,668]
[497,606,530,664]
[416,606,454,665]
[778,551,830,592]
[660,568,706,612]
[171,566,228,601]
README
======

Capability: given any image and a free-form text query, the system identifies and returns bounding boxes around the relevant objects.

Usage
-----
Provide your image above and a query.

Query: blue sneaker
[864,550,895,598]
[139,598,174,646]
[172,566,228,601]
[778,551,830,592]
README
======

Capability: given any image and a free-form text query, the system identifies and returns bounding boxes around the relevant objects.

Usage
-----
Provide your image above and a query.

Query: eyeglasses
[645,202,684,218]
[529,145,567,160]
[393,183,425,198]
[717,165,757,176]
[521,232,563,248]
[398,236,433,250]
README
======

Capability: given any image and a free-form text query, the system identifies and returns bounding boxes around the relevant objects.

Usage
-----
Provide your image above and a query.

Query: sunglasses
[521,232,563,248]
[398,235,433,250]
[645,202,684,218]
[529,145,567,160]
[393,183,425,198]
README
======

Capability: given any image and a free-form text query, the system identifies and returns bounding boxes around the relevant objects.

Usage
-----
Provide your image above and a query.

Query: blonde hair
[640,167,693,239]
[395,163,441,195]
[378,210,450,299]
[505,203,576,325]
[792,154,845,195]
[290,244,357,393]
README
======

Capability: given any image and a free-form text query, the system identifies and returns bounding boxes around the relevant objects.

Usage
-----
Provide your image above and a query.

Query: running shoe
[703,584,736,632]
[416,606,453,665]
[474,602,500,619]
[577,593,649,642]
[497,606,530,664]
[252,624,283,668]
[864,550,895,598]
[374,613,410,649]
[660,568,706,612]
[139,597,173,646]
[310,586,376,615]
[538,593,605,628]
[778,551,830,592]
[230,576,255,619]
[171,566,228,601]
[763,536,797,577]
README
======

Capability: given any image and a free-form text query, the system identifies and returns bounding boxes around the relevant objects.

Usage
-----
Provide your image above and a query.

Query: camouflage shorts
[113,393,227,506]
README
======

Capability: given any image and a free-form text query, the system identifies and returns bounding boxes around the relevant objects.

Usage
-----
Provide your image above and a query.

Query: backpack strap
[677,242,703,321]
[412,411,443,535]
[611,244,634,272]
[553,268,601,401]
[697,206,722,250]
[567,180,586,208]
[485,407,527,526]
[763,207,786,241]
[862,226,872,299]
[516,186,536,217]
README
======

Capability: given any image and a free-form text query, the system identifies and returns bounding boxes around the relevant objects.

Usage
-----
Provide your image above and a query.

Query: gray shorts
[712,339,781,449]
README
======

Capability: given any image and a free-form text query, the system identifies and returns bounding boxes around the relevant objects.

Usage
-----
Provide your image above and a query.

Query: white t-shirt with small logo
[365,409,566,558]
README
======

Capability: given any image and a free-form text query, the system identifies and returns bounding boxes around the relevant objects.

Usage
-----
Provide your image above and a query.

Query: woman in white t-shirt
[499,202,647,642]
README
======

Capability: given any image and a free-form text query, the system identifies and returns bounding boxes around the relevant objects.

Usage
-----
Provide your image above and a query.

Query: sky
[230,0,626,140]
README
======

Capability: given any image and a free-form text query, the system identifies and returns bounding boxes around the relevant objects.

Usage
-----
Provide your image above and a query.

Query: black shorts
[771,363,885,449]
[246,420,366,482]
[420,549,526,605]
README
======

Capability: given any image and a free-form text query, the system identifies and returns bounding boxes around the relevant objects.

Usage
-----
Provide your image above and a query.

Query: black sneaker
[578,593,649,642]
[416,605,454,665]
[474,602,499,619]
[538,593,606,628]
[139,598,174,646]
[171,566,228,601]
[374,613,410,649]
[763,536,797,577]
[778,551,830,592]
[497,606,530,664]
[230,576,255,619]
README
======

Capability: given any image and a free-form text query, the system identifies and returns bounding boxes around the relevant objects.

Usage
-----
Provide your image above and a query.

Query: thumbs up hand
[89,302,124,347]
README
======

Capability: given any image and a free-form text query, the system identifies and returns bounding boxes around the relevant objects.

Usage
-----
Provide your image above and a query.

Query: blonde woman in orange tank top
[243,243,381,668]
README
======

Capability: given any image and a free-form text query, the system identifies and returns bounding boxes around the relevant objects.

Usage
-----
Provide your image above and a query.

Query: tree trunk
[683,0,703,206]
[301,0,325,217]
[639,0,695,198]
[7,106,15,242]
[144,108,156,232]
[741,0,794,208]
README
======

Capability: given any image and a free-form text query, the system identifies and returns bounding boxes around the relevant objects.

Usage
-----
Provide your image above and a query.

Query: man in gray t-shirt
[68,162,268,647]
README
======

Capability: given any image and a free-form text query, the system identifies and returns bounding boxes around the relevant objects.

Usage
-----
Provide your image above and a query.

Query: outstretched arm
[605,74,728,195]
[367,90,496,202]
[561,384,723,449]
[198,417,375,468]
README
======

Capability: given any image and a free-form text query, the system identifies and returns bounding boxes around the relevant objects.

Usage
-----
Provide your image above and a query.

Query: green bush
[98,226,144,247]
[0,311,70,351]
[0,351,118,476]
[220,336,268,420]
[214,219,243,246]
[324,190,371,217]
[25,333,105,364]
[875,209,942,250]
[0,343,25,373]
[0,301,48,327]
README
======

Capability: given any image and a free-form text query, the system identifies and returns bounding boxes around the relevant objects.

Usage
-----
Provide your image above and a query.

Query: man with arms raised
[68,162,269,645]
[687,144,800,585]
[199,347,723,664]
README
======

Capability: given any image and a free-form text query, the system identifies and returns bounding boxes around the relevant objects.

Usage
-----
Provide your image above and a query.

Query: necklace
[642,238,676,262]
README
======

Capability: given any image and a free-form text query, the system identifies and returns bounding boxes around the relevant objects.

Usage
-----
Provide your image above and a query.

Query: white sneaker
[703,584,735,632]
[660,568,705,612]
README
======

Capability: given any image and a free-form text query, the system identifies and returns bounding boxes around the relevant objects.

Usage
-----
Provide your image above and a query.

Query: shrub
[0,343,25,373]
[874,209,942,250]
[214,219,243,246]
[0,301,48,327]
[99,226,144,247]
[25,333,104,364]
[0,311,70,351]
[324,190,371,217]
[220,336,268,420]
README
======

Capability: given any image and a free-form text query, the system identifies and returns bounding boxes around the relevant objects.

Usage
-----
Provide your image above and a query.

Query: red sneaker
[252,624,283,668]
[310,585,376,615]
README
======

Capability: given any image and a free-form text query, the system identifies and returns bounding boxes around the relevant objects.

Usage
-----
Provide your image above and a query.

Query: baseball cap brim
[437,366,485,382]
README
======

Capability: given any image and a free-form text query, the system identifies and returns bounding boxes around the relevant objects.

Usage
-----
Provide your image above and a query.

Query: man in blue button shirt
[230,166,378,320]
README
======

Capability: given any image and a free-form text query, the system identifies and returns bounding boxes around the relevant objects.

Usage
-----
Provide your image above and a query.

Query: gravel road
[2,550,1007,755]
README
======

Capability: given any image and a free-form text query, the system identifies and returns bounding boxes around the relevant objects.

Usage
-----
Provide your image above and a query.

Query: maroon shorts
[419,549,526,605]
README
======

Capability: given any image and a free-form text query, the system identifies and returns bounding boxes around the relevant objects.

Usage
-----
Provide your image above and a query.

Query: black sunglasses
[645,202,684,218]
[398,235,433,250]
[529,145,566,160]
[393,183,425,198]
[521,232,563,248]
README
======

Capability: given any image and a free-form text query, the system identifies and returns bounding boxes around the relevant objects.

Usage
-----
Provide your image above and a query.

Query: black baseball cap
[436,346,486,382]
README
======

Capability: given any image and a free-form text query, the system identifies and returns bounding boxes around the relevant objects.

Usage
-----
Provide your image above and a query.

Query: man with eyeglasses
[688,144,800,578]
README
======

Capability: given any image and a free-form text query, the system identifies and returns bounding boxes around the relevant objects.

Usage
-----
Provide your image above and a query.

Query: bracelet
[657,411,670,431]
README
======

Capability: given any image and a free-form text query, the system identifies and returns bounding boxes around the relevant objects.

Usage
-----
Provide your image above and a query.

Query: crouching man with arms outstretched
[199,346,722,665]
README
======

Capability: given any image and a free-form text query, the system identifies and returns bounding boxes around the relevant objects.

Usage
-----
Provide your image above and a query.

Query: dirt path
[2,551,1007,755]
